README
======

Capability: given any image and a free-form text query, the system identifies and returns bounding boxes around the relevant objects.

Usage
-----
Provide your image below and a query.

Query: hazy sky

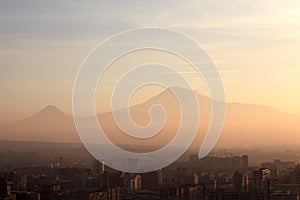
[1,0,300,124]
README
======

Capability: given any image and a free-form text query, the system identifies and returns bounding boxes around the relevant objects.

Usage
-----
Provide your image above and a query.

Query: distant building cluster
[0,159,163,200]
[2,149,300,199]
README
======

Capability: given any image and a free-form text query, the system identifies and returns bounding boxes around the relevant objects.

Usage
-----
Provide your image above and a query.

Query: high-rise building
[0,178,11,198]
[141,170,163,190]
[289,164,300,184]
[93,160,105,175]
[183,185,198,200]
[123,174,141,191]
[233,171,248,192]
[101,161,105,174]
[177,168,198,186]
[242,155,249,169]
[177,167,188,185]
[0,178,7,197]
[253,168,270,191]
[20,175,28,191]
[232,156,242,169]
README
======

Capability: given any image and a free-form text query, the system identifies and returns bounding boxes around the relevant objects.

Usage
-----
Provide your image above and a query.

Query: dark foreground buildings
[2,152,300,200]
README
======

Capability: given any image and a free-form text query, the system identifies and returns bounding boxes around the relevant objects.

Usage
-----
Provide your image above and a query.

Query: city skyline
[1,1,300,199]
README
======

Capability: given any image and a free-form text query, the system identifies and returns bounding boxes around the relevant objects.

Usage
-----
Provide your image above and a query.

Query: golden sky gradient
[0,0,300,125]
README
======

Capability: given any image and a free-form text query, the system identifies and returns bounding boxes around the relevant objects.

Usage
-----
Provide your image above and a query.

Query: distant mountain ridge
[1,87,300,148]
[3,104,77,143]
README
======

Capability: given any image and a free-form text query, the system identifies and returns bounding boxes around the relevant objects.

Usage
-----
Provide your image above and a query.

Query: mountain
[30,105,65,119]
[1,88,300,149]
[2,105,79,143]
[97,88,300,149]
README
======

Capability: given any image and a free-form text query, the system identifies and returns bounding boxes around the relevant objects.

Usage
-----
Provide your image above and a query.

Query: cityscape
[1,142,300,199]
[1,0,300,200]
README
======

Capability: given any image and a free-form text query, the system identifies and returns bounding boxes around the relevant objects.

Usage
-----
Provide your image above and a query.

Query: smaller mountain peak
[35,105,65,118]
[44,105,59,110]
